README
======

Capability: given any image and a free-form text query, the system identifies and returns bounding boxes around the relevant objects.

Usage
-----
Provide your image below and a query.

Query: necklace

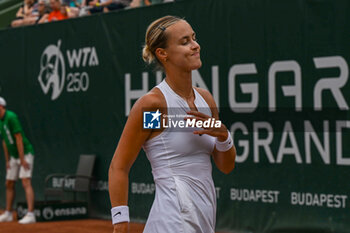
[165,78,194,100]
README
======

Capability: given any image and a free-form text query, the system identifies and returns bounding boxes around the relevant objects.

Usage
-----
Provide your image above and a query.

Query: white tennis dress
[142,80,216,233]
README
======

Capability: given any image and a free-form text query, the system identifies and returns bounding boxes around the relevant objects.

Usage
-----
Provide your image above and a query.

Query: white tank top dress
[142,80,216,233]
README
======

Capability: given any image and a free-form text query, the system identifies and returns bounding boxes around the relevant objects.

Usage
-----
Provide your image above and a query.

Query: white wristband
[215,130,234,152]
[111,206,130,224]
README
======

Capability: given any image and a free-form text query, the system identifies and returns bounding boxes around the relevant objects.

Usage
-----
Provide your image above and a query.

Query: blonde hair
[142,15,182,68]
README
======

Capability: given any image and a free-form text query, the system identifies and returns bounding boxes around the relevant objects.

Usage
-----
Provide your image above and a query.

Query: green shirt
[0,110,34,158]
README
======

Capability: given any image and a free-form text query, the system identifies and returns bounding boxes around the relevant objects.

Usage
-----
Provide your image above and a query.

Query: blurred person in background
[34,0,51,23]
[46,0,68,22]
[88,0,131,14]
[11,0,38,27]
[0,97,36,224]
[61,0,81,17]
[14,0,36,19]
[12,0,50,26]
[61,2,80,18]
[79,0,94,16]
[63,0,82,7]
[129,0,173,8]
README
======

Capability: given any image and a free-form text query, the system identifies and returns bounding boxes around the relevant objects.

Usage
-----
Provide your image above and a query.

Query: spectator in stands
[11,0,49,26]
[15,0,36,19]
[61,2,80,18]
[0,97,36,224]
[78,0,94,16]
[129,0,173,8]
[34,0,50,23]
[46,0,68,22]
[88,0,131,14]
[63,0,82,7]
[61,0,81,17]
[129,0,147,7]
[11,0,37,27]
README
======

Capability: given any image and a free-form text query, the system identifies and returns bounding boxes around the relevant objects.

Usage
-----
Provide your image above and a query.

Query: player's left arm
[192,88,236,174]
[14,133,29,169]
[9,115,29,170]
[2,140,10,169]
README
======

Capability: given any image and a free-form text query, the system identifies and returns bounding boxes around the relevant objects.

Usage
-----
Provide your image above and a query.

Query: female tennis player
[108,15,236,233]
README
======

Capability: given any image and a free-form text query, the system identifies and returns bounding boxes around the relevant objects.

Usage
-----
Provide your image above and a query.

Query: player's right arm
[108,91,162,233]
[2,140,10,169]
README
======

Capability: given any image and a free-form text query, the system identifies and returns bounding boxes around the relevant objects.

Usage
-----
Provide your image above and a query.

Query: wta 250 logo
[38,39,99,100]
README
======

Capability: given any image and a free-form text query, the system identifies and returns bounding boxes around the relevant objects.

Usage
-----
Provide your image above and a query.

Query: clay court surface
[0,215,229,233]
[0,219,143,233]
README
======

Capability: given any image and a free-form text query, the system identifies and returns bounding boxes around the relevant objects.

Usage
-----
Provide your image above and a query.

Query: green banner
[0,0,349,232]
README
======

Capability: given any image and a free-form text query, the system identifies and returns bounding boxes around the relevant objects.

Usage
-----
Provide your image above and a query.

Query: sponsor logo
[38,39,99,100]
[54,207,87,217]
[38,40,65,100]
[113,212,121,217]
[17,206,27,218]
[17,206,41,218]
[43,207,54,220]
[17,203,87,221]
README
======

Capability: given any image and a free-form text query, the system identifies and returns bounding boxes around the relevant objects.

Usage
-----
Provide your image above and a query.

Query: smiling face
[157,20,202,72]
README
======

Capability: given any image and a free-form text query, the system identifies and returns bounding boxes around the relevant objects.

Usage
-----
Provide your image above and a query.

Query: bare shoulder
[130,87,166,114]
[139,87,165,108]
